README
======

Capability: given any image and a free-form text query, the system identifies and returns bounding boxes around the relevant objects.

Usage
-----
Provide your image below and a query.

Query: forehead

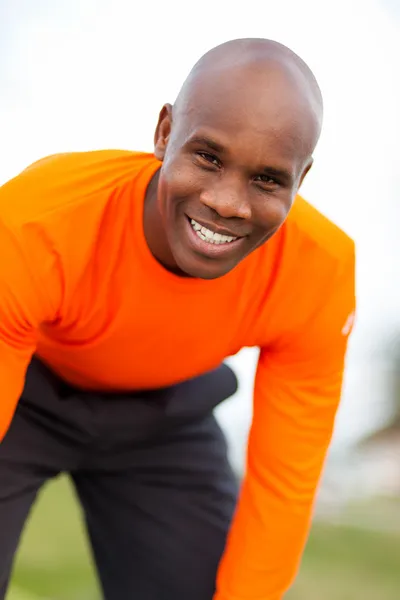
[176,94,311,170]
[175,74,315,168]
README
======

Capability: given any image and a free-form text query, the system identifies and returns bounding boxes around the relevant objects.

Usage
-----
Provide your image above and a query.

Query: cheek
[161,157,202,201]
[253,195,292,230]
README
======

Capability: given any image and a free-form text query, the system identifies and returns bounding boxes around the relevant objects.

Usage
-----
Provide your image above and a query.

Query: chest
[38,263,268,388]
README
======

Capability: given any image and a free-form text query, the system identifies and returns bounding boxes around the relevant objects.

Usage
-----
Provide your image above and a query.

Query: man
[0,38,355,599]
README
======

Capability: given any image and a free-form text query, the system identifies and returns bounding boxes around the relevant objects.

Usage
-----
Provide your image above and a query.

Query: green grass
[286,522,400,600]
[8,475,400,600]
[9,476,100,600]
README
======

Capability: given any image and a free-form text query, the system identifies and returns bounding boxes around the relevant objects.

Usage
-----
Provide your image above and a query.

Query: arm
[0,220,60,440]
[215,244,355,600]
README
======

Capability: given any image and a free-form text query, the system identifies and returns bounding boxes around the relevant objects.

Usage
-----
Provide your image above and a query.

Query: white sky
[1,0,399,452]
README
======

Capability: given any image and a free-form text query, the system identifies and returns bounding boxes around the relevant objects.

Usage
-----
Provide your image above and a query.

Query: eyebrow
[189,135,294,185]
[188,136,225,153]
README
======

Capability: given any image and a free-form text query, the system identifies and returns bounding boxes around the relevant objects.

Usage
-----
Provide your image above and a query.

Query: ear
[298,158,313,189]
[154,103,173,161]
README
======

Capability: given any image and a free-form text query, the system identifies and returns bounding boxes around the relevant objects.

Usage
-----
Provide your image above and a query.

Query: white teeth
[192,221,202,232]
[190,219,238,244]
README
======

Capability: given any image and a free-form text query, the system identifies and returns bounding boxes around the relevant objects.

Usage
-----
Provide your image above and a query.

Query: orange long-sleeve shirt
[0,150,355,599]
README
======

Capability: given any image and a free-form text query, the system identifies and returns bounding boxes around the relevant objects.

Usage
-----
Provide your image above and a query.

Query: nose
[199,182,252,220]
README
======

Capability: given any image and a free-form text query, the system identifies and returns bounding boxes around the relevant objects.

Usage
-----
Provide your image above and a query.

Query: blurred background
[1,0,399,598]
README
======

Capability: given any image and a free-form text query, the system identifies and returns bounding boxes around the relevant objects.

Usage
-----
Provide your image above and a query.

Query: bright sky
[1,0,399,453]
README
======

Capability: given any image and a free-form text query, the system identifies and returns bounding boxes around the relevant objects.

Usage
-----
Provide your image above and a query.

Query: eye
[254,173,277,186]
[196,152,221,168]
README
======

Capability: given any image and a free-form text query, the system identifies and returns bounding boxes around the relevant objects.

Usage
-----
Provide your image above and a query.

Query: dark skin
[143,38,323,280]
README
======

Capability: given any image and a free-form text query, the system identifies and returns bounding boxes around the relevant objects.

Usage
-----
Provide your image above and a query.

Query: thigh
[0,359,83,596]
[72,414,239,600]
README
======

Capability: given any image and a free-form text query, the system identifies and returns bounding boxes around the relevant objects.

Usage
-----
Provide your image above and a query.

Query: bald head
[178,38,322,102]
[174,38,323,158]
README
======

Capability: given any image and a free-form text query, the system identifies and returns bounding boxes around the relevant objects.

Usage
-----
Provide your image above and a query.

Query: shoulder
[0,149,159,303]
[252,194,355,293]
[285,195,355,266]
[21,148,153,179]
[250,196,355,347]
[0,149,157,228]
[281,195,355,313]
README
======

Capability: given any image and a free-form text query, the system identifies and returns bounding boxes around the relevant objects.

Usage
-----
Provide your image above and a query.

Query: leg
[72,365,239,600]
[0,359,84,597]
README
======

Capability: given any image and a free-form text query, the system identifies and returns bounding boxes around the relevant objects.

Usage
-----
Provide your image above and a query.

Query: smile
[190,219,238,245]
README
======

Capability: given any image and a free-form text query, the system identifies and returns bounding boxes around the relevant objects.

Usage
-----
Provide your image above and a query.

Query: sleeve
[214,243,356,600]
[0,220,60,440]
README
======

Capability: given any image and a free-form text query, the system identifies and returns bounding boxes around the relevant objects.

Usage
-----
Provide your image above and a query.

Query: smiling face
[145,43,322,280]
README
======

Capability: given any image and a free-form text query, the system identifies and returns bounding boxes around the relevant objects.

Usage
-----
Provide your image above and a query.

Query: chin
[190,269,228,281]
[175,255,237,280]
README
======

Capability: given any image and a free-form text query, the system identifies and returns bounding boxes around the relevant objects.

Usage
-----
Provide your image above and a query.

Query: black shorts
[0,358,239,600]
